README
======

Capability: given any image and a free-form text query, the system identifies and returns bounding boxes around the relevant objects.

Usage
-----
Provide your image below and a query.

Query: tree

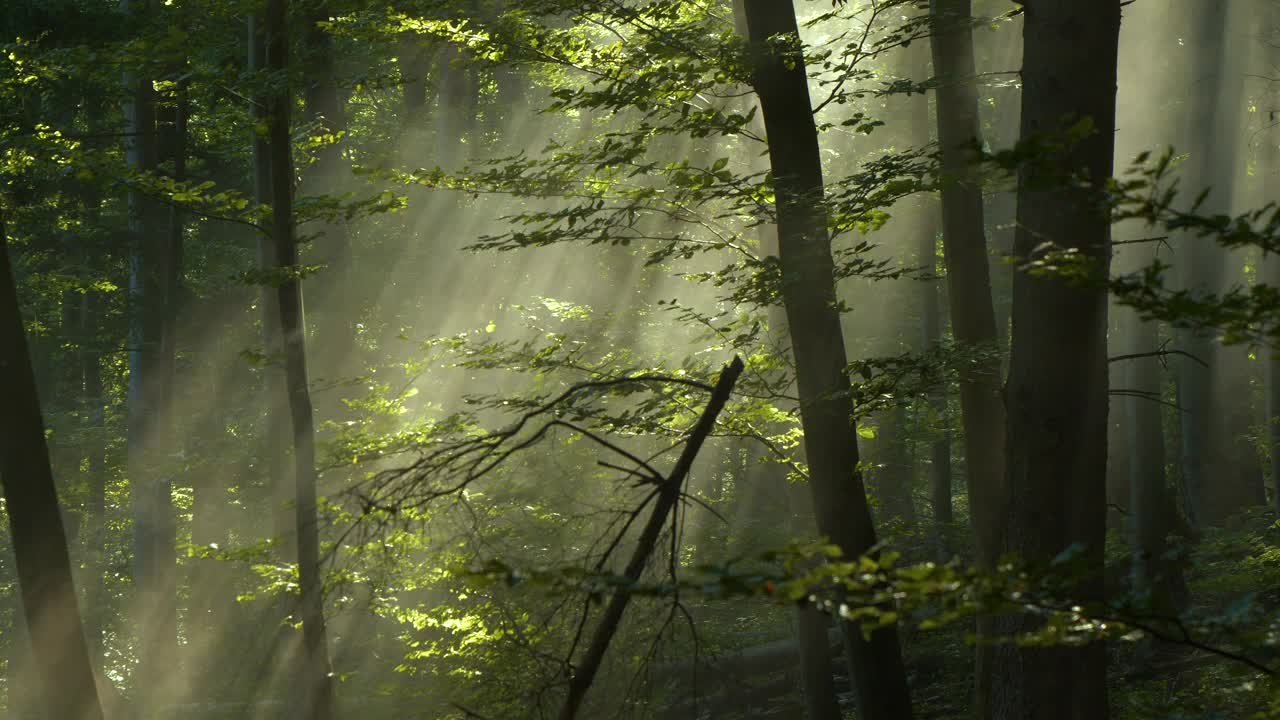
[120,0,178,707]
[928,0,1003,565]
[990,1,1121,718]
[0,207,105,720]
[265,0,337,716]
[740,2,915,718]
[929,0,1005,708]
[1174,1,1264,529]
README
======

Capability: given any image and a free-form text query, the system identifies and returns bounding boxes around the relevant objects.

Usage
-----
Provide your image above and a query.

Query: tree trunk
[1269,250,1280,516]
[928,1,1005,710]
[121,0,178,706]
[0,208,105,720]
[249,11,294,560]
[1106,347,1130,528]
[1121,308,1186,607]
[1265,0,1280,521]
[266,0,337,717]
[785,440,842,720]
[991,2,1120,719]
[867,405,917,524]
[302,2,355,361]
[1174,0,1255,530]
[741,3,914,719]
[80,289,108,668]
[928,0,1005,567]
[902,35,952,540]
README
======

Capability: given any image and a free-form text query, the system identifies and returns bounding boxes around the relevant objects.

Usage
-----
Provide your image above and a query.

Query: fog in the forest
[2,1,1280,719]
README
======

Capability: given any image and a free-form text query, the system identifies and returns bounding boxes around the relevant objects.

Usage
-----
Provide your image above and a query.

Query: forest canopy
[2,0,1280,719]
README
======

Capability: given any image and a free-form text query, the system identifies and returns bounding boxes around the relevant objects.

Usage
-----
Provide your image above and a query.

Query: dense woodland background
[2,0,1280,718]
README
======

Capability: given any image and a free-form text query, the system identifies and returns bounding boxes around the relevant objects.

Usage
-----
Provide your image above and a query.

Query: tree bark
[740,3,914,719]
[0,209,105,720]
[991,2,1120,719]
[266,0,337,717]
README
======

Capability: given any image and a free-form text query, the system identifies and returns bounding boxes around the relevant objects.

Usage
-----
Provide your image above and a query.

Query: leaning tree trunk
[0,209,105,720]
[266,0,337,717]
[740,3,915,719]
[558,358,743,720]
[991,2,1120,720]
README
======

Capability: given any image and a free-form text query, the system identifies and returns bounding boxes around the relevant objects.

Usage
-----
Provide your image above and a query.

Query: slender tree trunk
[302,3,355,366]
[80,289,107,667]
[928,0,1005,567]
[249,11,293,559]
[1175,0,1251,530]
[1106,347,1130,528]
[902,36,952,540]
[929,1,1005,710]
[1269,248,1280,516]
[867,405,917,524]
[991,2,1120,719]
[1122,309,1185,607]
[121,0,178,706]
[0,208,105,720]
[741,3,914,719]
[1265,0,1280,521]
[266,1,337,717]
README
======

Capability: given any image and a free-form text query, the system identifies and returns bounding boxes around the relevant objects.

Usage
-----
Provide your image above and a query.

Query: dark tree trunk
[991,2,1120,720]
[929,1,1005,710]
[266,0,337,717]
[0,209,105,720]
[741,3,914,719]
[928,0,1005,566]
